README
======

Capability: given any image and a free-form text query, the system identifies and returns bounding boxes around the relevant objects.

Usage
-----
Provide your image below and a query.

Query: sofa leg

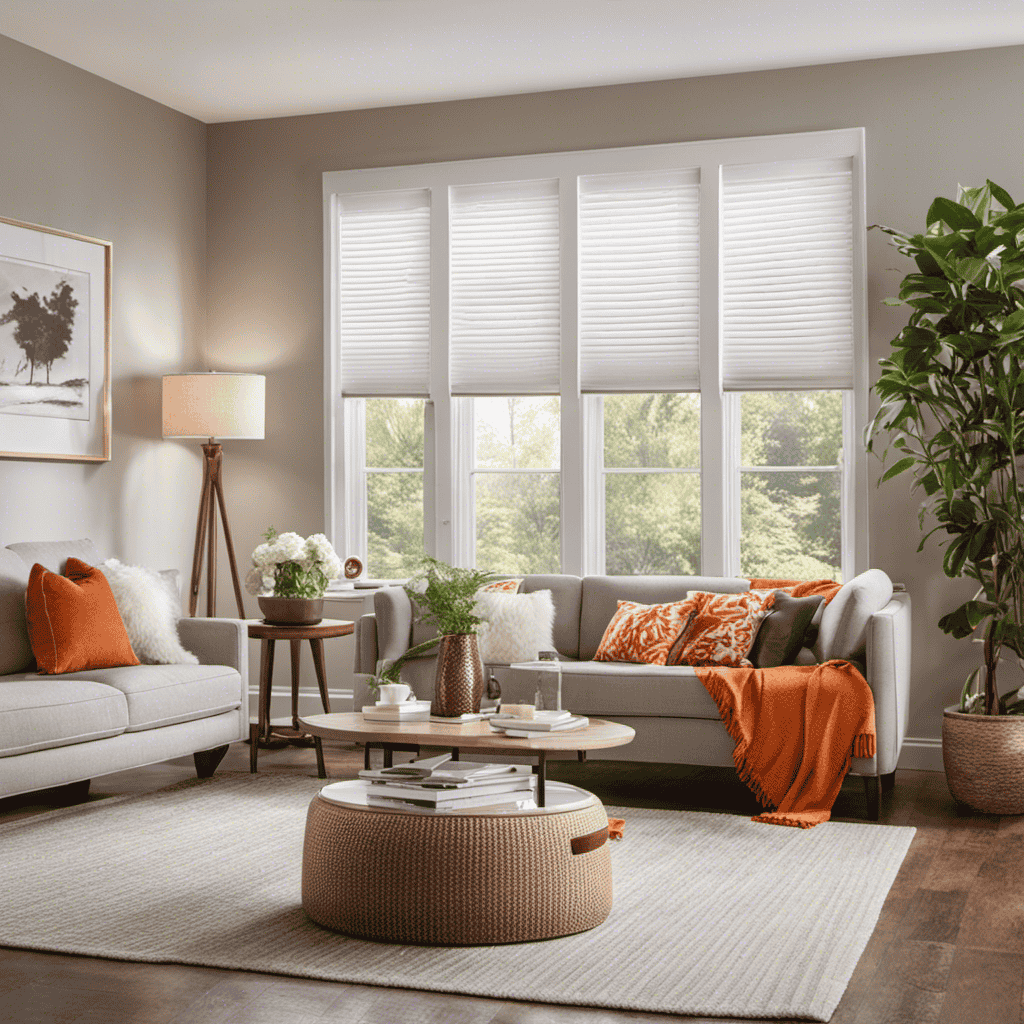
[863,775,881,821]
[881,769,896,793]
[49,779,91,804]
[194,744,229,779]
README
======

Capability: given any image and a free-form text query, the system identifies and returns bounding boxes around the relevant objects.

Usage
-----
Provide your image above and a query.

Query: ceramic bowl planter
[942,707,1024,814]
[257,596,324,626]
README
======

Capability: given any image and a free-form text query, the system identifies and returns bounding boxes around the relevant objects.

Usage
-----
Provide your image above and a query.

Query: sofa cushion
[476,589,555,663]
[520,575,583,659]
[6,538,102,573]
[26,559,141,674]
[499,660,722,720]
[749,592,825,668]
[47,663,243,732]
[0,678,128,758]
[813,569,894,663]
[579,576,749,661]
[0,549,33,676]
[595,598,698,665]
[667,590,774,667]
[100,558,198,665]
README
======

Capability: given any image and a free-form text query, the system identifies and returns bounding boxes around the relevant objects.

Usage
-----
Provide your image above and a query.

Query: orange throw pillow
[26,557,140,674]
[594,598,698,665]
[667,590,775,668]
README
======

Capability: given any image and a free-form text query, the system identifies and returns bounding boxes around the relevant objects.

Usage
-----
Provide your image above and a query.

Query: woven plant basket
[942,706,1024,814]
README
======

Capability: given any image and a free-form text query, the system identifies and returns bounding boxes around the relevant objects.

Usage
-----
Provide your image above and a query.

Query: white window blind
[579,169,701,393]
[721,158,854,391]
[449,179,560,396]
[339,189,431,397]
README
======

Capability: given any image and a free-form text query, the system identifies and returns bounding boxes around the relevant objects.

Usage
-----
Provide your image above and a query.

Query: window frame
[324,128,868,579]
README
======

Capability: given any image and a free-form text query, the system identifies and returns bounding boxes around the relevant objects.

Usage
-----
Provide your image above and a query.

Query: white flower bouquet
[245,527,342,599]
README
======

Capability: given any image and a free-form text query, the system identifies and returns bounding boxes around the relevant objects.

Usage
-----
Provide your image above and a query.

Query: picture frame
[0,215,111,462]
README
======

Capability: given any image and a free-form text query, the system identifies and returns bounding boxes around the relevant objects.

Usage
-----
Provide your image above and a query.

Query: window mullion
[429,187,454,563]
[343,398,367,566]
[582,395,605,575]
[699,162,729,576]
[560,174,582,576]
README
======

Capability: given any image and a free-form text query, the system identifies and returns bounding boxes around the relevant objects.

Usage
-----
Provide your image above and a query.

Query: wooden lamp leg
[188,441,247,619]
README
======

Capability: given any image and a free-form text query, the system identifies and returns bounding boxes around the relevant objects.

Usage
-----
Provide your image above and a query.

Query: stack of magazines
[362,700,432,722]
[359,753,536,810]
[489,709,589,737]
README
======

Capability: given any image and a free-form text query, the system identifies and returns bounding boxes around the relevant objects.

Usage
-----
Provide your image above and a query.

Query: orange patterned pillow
[666,590,775,668]
[594,598,698,665]
[480,578,522,594]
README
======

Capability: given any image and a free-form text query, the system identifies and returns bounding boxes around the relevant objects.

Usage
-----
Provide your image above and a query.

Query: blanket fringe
[853,733,876,758]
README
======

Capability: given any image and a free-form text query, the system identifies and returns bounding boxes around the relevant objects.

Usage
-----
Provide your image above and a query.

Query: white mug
[379,682,412,704]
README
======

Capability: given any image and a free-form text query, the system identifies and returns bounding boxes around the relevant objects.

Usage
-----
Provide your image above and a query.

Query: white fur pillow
[475,589,555,664]
[100,559,198,665]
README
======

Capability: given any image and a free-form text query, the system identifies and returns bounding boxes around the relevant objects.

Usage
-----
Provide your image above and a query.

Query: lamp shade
[162,373,265,440]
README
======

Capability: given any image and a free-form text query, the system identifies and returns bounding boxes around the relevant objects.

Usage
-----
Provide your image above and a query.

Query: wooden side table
[248,618,354,775]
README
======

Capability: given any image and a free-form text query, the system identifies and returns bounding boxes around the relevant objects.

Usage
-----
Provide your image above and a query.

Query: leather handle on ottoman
[571,825,608,855]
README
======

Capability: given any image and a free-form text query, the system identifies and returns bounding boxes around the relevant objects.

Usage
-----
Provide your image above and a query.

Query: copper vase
[432,633,484,717]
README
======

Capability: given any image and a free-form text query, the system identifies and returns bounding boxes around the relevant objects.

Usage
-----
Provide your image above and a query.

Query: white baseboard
[897,736,943,773]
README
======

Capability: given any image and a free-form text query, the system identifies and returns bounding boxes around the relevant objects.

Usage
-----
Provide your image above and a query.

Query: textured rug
[0,774,915,1021]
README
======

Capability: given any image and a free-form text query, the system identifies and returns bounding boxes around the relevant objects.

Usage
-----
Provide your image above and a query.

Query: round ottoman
[301,780,613,945]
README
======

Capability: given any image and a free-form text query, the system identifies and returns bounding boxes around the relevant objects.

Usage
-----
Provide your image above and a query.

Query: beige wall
[207,44,1024,756]
[0,34,207,588]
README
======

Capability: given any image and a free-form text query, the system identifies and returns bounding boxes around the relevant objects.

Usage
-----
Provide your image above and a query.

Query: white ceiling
[1,1,1023,124]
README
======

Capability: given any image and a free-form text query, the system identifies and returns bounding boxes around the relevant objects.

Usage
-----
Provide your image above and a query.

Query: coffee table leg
[451,747,460,761]
[313,736,326,780]
[536,751,547,807]
[249,722,259,773]
[384,746,393,769]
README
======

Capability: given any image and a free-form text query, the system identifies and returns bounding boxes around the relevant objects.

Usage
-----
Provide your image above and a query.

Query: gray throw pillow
[749,592,824,668]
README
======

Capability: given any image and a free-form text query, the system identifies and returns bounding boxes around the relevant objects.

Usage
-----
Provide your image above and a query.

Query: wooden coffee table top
[297,712,635,754]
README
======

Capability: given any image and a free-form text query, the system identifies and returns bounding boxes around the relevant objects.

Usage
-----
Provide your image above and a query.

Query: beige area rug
[0,774,914,1022]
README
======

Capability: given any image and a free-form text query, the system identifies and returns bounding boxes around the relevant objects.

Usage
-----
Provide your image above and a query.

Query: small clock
[343,556,363,580]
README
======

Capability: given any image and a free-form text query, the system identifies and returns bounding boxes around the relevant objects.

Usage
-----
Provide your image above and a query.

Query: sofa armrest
[865,592,911,775]
[373,586,415,666]
[178,617,248,677]
[356,613,378,675]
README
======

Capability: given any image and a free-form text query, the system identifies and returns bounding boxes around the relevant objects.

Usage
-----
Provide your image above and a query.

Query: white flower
[305,533,341,579]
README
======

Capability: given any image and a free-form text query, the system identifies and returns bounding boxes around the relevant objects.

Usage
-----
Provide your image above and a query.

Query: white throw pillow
[100,558,199,665]
[475,589,555,664]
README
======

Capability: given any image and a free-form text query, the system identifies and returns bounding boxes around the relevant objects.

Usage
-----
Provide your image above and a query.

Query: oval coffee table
[297,712,635,806]
[302,779,613,945]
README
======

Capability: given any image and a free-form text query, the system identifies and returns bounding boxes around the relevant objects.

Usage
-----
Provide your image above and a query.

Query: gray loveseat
[0,538,248,800]
[356,570,911,818]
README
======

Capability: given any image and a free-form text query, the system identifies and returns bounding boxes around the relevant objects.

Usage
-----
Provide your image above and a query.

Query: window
[325,129,867,579]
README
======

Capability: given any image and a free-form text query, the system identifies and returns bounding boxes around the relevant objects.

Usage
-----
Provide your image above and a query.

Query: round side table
[247,618,353,775]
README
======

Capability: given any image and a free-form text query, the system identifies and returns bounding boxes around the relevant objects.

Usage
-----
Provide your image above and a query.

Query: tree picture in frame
[0,216,110,461]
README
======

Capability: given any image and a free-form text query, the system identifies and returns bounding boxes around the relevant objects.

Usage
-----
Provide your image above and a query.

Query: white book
[364,700,432,713]
[366,791,538,811]
[366,777,536,803]
[490,714,589,733]
[496,715,590,737]
[362,709,431,722]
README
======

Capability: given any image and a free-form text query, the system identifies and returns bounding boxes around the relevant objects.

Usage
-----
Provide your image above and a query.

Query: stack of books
[489,709,589,737]
[359,753,536,809]
[361,699,432,722]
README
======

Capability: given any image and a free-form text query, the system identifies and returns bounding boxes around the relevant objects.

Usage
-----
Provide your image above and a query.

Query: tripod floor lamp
[162,372,265,618]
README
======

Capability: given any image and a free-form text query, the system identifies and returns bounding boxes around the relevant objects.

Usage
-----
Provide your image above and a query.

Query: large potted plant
[375,556,496,716]
[868,180,1024,813]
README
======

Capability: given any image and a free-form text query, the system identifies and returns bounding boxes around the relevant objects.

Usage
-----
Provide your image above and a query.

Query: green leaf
[987,180,1016,211]
[880,456,916,483]
[928,196,982,232]
[1002,309,1024,334]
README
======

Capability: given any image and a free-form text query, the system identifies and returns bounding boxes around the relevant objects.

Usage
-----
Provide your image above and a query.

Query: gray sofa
[355,570,911,818]
[0,539,248,800]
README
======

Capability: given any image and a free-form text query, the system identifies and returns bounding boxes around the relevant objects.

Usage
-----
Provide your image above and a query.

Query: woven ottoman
[302,780,613,945]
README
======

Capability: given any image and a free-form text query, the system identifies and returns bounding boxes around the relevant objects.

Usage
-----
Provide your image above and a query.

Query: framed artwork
[0,215,111,462]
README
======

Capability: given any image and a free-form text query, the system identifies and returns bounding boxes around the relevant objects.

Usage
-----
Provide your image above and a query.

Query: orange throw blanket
[695,660,876,828]
[746,577,843,604]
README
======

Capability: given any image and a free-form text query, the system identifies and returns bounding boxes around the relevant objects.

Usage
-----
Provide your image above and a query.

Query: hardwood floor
[1,741,1022,1024]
